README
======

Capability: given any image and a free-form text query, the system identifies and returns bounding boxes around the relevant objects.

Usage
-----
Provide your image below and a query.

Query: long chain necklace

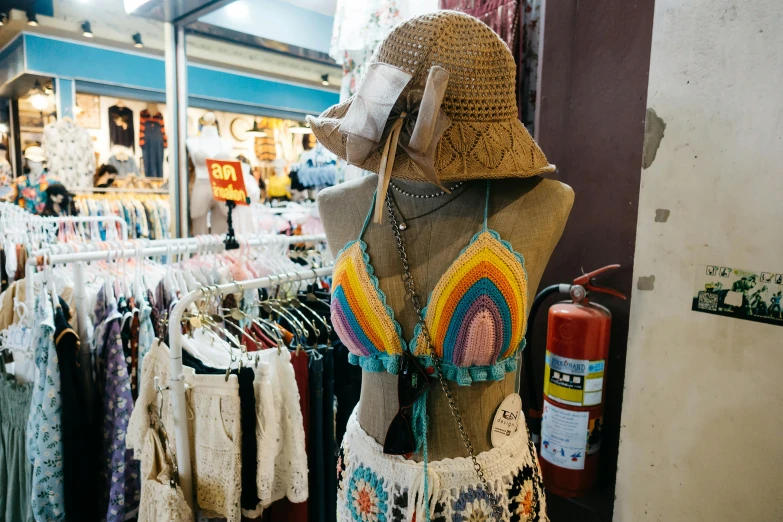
[385,193,504,521]
[390,180,465,199]
[387,183,471,231]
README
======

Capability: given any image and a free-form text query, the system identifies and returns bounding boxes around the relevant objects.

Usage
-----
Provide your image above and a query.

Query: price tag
[206,159,250,205]
[491,393,522,448]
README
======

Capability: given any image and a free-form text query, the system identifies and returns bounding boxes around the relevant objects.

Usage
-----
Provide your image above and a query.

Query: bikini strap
[483,180,491,231]
[359,191,377,239]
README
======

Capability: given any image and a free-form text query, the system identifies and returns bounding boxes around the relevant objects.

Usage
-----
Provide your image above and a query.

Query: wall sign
[206,159,249,204]
[692,264,783,327]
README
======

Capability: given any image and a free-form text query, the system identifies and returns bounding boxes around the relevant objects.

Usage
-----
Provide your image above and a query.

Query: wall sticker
[693,265,783,327]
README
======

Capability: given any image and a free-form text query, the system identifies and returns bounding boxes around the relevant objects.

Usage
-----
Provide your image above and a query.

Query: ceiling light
[132,32,143,48]
[290,122,313,135]
[0,123,8,134]
[321,74,329,86]
[82,21,93,37]
[27,11,39,26]
[73,105,83,115]
[29,81,50,111]
[0,13,7,26]
[245,120,267,138]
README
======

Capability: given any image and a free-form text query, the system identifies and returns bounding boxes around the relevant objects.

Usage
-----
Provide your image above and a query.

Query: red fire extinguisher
[524,265,625,497]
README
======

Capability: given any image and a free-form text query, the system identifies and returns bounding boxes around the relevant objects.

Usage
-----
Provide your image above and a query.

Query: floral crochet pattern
[338,413,549,522]
[347,466,389,522]
[452,487,502,522]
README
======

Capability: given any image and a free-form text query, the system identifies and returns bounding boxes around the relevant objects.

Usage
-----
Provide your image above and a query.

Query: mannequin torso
[187,126,231,179]
[318,174,573,460]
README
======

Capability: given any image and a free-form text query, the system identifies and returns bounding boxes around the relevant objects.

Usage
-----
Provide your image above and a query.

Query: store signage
[206,159,249,205]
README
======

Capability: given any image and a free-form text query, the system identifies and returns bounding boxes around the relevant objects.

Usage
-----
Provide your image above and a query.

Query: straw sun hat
[308,10,554,220]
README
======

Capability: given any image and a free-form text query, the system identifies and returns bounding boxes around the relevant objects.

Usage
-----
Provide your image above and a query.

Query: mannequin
[187,112,232,235]
[318,174,573,460]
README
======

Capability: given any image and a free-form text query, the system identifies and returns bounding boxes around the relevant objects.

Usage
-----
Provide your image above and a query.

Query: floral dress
[25,291,66,521]
[93,288,141,522]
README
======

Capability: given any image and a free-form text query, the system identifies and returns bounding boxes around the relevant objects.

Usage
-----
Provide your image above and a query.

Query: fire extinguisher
[523,265,625,497]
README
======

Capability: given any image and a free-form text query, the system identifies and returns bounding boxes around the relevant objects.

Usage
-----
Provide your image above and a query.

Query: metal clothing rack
[167,256,333,513]
[24,234,327,340]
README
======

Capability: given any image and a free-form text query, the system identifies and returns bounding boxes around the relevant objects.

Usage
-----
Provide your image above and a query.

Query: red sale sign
[206,159,249,205]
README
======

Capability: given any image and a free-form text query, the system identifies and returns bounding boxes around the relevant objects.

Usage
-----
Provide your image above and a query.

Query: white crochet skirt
[336,410,548,522]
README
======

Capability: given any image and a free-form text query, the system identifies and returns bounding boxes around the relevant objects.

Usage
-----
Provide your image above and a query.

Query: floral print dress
[25,291,66,521]
[93,288,141,522]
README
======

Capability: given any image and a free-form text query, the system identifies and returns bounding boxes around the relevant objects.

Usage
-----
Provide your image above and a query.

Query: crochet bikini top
[331,181,528,385]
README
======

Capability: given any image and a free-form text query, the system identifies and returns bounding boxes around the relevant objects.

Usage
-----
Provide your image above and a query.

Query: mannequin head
[200,112,219,138]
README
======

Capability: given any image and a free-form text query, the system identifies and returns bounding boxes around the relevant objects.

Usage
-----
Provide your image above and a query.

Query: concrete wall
[615,1,783,521]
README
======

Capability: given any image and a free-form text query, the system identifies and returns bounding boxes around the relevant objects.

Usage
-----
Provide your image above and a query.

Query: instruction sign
[543,352,605,406]
[693,264,783,327]
[207,159,250,204]
[540,401,590,470]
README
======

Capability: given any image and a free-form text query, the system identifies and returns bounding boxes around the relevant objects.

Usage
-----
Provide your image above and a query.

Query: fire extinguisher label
[543,352,605,407]
[541,401,590,470]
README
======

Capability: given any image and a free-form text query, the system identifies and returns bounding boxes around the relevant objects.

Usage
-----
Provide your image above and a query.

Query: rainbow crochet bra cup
[330,181,528,386]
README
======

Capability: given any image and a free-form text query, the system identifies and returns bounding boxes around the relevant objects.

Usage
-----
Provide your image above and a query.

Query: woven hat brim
[307,97,556,182]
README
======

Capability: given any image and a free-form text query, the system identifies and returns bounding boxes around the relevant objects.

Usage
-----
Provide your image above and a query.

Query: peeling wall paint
[654,209,670,222]
[642,108,666,168]
[616,1,783,521]
[636,275,656,291]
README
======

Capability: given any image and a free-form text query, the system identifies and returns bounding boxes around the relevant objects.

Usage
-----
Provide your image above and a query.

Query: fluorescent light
[124,0,154,13]
[29,81,50,111]
[245,120,267,137]
[290,123,313,135]
[225,2,250,19]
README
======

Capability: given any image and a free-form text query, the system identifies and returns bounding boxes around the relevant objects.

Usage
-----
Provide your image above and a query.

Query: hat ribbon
[339,63,452,223]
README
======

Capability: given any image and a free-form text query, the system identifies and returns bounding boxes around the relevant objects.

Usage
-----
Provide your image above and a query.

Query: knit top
[330,181,528,385]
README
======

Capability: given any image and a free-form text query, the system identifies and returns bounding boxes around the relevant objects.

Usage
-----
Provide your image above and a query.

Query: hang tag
[2,324,32,352]
[491,393,522,448]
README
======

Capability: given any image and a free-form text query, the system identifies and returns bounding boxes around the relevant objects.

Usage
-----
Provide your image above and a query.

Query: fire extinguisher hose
[524,284,569,414]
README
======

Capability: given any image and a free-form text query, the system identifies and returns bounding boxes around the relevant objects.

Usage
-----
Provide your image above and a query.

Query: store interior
[0,1,780,522]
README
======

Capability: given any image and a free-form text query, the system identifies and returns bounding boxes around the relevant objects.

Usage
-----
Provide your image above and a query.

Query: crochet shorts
[336,409,548,522]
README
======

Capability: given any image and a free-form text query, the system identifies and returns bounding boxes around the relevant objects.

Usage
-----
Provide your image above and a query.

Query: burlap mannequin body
[318,174,573,460]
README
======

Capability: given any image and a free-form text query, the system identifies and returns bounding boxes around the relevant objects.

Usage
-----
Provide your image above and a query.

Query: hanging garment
[308,354,325,522]
[108,105,136,151]
[333,342,362,462]
[129,341,243,522]
[14,174,59,214]
[267,349,310,522]
[26,292,66,521]
[54,298,97,521]
[256,348,309,509]
[0,359,34,522]
[42,119,96,189]
[140,111,167,178]
[137,428,192,522]
[337,410,548,522]
[93,289,141,522]
[107,155,140,177]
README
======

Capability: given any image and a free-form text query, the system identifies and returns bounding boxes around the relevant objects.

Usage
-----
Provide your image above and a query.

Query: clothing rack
[73,187,170,195]
[168,256,333,514]
[24,234,327,340]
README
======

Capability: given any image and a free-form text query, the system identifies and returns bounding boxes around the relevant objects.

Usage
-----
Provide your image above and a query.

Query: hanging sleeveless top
[330,181,528,385]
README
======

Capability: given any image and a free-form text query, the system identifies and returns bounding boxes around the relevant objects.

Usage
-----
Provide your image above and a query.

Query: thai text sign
[207,159,249,204]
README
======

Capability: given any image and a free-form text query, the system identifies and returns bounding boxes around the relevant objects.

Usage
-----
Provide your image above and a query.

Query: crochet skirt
[336,409,548,522]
